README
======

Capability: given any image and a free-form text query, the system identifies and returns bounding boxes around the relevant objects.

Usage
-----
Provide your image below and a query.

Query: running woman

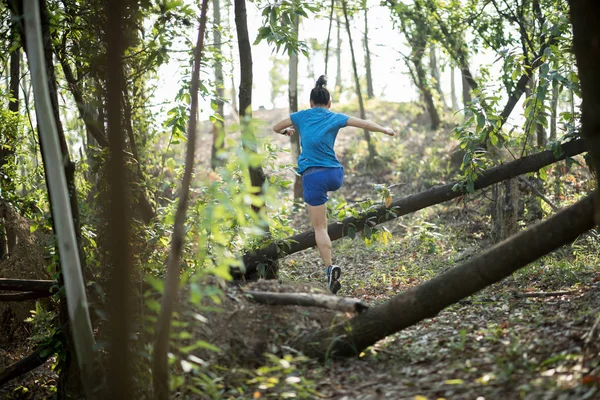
[273,75,395,294]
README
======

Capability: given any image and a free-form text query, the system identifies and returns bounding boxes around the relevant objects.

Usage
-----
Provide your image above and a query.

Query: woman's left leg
[307,204,332,267]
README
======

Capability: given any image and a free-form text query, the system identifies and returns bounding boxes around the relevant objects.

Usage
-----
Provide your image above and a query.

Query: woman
[273,75,395,294]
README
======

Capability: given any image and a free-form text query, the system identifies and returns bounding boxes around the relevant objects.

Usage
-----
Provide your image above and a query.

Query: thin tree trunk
[9,35,20,114]
[295,194,596,358]
[429,45,447,109]
[342,1,375,163]
[23,0,96,397]
[239,139,587,276]
[461,69,472,110]
[106,0,133,396]
[289,16,302,201]
[1,26,21,258]
[525,75,536,147]
[363,6,374,99]
[550,79,559,140]
[234,0,276,279]
[235,0,266,194]
[414,55,441,130]
[335,15,342,93]
[152,3,209,398]
[492,178,519,242]
[324,0,335,76]
[211,0,225,170]
[450,67,459,112]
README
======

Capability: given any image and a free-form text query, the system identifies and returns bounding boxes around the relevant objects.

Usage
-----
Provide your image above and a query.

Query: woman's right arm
[273,117,295,136]
[346,117,395,136]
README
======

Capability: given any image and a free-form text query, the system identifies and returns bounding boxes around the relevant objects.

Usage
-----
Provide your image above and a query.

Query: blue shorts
[302,167,344,206]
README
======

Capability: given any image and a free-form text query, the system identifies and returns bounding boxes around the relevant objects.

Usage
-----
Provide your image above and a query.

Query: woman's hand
[281,127,295,136]
[383,127,395,136]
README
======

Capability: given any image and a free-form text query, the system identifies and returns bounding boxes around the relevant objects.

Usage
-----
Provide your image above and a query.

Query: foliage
[246,354,319,399]
[253,0,321,55]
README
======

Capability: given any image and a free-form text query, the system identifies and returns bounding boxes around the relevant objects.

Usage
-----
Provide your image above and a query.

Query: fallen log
[292,193,596,359]
[0,278,57,293]
[0,346,54,386]
[0,291,53,301]
[245,290,369,314]
[239,139,587,277]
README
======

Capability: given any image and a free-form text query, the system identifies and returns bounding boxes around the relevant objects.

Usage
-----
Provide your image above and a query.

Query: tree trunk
[569,0,600,187]
[239,139,587,276]
[295,194,596,358]
[363,6,374,99]
[106,0,135,396]
[324,0,335,76]
[550,79,559,140]
[342,1,376,163]
[461,69,472,110]
[234,0,276,279]
[429,45,447,109]
[335,15,342,94]
[152,3,209,398]
[22,0,96,397]
[1,26,21,258]
[450,67,459,112]
[235,0,265,189]
[525,75,536,147]
[289,16,302,201]
[414,55,441,130]
[211,0,225,170]
[491,178,519,242]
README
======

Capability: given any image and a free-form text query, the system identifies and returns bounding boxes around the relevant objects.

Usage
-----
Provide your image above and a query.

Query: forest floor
[1,101,600,399]
[176,101,600,399]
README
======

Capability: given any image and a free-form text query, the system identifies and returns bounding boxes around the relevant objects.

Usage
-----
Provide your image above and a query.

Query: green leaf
[477,113,485,129]
[180,340,221,354]
[466,180,475,193]
[347,226,356,239]
[539,166,548,181]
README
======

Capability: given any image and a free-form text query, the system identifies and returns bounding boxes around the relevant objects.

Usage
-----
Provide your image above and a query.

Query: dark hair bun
[316,75,327,88]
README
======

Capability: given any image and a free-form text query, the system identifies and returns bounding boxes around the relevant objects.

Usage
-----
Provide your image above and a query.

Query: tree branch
[0,346,54,386]
[245,291,369,314]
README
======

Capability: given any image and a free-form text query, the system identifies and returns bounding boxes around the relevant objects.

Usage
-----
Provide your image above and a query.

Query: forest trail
[187,103,600,399]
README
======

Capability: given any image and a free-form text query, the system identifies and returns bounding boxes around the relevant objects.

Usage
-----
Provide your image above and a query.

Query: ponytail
[310,75,331,106]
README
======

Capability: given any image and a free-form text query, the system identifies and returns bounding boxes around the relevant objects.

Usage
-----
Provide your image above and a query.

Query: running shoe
[326,265,342,294]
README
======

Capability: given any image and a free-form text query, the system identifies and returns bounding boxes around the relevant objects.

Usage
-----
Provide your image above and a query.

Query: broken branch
[245,291,369,314]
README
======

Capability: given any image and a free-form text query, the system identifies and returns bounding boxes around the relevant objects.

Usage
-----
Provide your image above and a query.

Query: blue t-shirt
[290,107,350,174]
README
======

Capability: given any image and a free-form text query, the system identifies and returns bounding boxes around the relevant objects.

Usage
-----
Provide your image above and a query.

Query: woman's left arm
[273,117,294,135]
